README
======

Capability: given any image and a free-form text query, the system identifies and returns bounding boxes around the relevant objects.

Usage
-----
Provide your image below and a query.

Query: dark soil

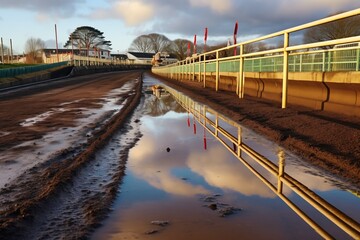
[152,72,360,186]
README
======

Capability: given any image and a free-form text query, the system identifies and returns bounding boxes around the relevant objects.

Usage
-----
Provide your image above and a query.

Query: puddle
[91,74,360,240]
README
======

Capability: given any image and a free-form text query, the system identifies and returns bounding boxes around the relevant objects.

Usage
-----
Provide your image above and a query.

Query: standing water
[91,74,360,240]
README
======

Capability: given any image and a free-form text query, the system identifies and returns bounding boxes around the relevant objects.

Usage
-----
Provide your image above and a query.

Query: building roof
[43,48,78,54]
[128,52,155,59]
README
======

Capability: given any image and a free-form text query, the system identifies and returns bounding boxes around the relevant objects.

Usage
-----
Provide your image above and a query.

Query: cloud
[0,0,85,18]
[189,0,232,14]
[114,0,155,26]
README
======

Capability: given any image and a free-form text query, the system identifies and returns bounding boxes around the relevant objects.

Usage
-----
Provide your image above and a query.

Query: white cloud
[189,0,232,14]
[114,0,155,26]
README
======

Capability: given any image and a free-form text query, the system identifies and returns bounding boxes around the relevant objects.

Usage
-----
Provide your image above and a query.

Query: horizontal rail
[153,9,360,108]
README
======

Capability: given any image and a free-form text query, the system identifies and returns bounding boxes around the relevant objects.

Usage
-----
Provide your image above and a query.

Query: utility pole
[1,37,4,64]
[55,24,59,62]
[10,39,13,64]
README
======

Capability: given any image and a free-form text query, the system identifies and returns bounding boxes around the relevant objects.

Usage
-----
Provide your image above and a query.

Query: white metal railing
[152,9,360,109]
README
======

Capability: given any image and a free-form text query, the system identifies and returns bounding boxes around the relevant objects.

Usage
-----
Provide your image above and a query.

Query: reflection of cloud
[188,146,275,198]
[130,128,209,196]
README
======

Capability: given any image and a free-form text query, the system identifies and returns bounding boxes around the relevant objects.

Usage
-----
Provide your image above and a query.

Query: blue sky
[0,0,359,54]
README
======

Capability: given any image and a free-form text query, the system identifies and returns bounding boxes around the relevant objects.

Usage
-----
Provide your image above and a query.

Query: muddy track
[0,73,144,239]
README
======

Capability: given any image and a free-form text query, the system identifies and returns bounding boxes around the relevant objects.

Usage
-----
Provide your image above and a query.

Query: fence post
[203,54,206,88]
[192,57,195,81]
[198,58,201,82]
[216,51,219,91]
[282,32,289,109]
[238,44,245,98]
[356,48,360,71]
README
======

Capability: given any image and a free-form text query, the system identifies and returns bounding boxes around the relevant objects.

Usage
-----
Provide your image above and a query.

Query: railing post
[300,54,303,72]
[238,44,245,98]
[198,58,201,82]
[282,32,289,109]
[181,61,184,81]
[356,48,360,71]
[192,57,195,81]
[322,52,326,72]
[216,51,219,91]
[203,54,206,88]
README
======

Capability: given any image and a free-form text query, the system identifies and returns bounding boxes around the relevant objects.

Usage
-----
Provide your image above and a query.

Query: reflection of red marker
[187,113,190,127]
[203,126,207,150]
[193,115,197,134]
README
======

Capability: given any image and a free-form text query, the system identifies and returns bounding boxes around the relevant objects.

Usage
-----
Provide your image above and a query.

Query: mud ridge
[0,73,144,238]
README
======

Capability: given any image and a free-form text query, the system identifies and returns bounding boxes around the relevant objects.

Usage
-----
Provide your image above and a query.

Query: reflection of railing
[165,86,360,239]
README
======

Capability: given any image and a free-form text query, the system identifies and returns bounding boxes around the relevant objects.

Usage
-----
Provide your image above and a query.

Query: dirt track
[0,71,143,239]
[151,72,360,186]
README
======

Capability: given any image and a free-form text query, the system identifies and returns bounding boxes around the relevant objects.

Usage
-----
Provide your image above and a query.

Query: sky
[0,0,359,54]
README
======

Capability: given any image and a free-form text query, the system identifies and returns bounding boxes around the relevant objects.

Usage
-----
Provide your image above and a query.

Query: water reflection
[92,75,359,240]
[163,85,360,239]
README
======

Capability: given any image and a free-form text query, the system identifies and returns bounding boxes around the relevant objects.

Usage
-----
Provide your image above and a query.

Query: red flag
[233,21,238,55]
[194,34,197,54]
[234,21,238,35]
[204,28,208,42]
[187,42,191,57]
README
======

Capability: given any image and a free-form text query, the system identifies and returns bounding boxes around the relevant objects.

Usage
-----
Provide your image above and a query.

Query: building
[42,48,111,63]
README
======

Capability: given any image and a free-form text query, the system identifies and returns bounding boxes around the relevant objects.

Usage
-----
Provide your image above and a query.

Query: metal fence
[0,61,68,78]
[152,9,360,109]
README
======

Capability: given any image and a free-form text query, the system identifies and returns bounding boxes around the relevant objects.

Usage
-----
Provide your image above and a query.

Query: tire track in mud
[0,72,144,239]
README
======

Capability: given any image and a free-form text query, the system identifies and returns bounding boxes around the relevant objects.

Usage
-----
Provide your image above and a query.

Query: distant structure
[41,49,178,65]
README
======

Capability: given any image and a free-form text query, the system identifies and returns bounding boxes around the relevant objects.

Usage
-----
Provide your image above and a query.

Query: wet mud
[0,71,143,239]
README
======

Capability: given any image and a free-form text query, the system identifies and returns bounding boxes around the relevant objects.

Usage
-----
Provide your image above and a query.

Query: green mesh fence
[0,61,69,78]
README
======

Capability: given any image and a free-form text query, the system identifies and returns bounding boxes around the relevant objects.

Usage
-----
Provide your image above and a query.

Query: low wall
[153,71,360,117]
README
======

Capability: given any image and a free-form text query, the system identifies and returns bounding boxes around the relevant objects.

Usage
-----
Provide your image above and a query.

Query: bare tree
[147,33,172,53]
[64,26,112,56]
[25,37,45,64]
[171,39,192,60]
[303,13,360,48]
[129,35,153,52]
